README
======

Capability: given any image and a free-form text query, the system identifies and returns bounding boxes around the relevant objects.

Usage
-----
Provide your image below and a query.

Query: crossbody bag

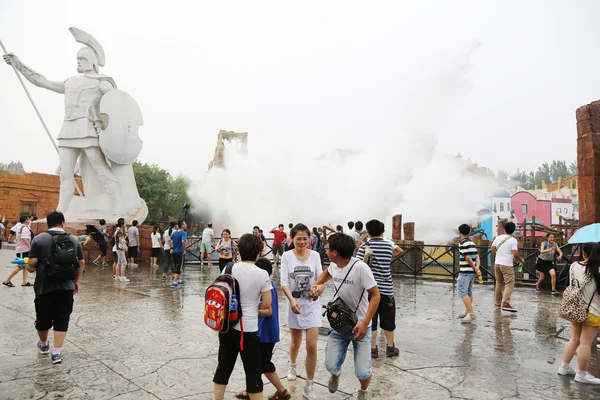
[323,260,364,333]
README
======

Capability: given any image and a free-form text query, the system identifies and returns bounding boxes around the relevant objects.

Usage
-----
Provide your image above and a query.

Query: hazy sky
[1,0,599,180]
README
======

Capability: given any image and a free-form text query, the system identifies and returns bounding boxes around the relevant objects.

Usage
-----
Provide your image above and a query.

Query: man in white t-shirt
[311,233,380,400]
[491,222,525,313]
[201,223,215,266]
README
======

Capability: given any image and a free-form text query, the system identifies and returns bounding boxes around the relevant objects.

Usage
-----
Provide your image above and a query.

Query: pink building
[511,191,552,235]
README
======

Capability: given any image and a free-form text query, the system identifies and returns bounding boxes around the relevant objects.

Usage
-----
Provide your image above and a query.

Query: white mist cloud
[188,43,503,243]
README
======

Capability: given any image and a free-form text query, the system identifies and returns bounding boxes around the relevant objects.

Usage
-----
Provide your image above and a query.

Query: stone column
[576,101,600,226]
[404,222,415,241]
[392,214,402,240]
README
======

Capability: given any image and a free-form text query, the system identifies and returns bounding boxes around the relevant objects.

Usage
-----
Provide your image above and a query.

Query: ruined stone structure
[208,130,248,169]
[576,100,600,226]
[0,172,83,223]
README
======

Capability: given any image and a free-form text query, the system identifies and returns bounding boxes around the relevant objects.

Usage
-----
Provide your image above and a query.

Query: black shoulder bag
[323,260,364,333]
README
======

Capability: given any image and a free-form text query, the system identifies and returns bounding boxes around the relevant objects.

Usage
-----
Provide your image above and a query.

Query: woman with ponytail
[559,242,600,385]
[161,222,177,281]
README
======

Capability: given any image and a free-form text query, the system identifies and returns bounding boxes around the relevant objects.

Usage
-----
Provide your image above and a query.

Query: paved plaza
[0,248,599,400]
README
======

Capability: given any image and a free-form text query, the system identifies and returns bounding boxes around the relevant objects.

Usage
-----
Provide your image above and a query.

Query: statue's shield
[98,90,143,165]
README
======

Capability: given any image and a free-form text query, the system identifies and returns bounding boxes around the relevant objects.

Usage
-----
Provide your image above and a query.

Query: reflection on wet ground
[0,249,599,399]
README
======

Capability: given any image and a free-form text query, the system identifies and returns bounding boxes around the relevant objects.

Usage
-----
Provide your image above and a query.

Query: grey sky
[1,0,599,180]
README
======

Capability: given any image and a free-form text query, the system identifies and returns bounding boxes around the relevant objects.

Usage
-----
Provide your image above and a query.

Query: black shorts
[112,251,117,262]
[151,248,161,258]
[213,329,262,393]
[34,290,74,332]
[172,252,184,274]
[371,294,396,331]
[536,259,555,273]
[99,242,107,257]
[17,251,30,259]
[128,246,138,259]
[260,342,276,373]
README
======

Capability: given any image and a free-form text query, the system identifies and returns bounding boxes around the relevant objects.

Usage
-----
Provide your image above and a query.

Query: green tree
[569,161,578,175]
[0,163,10,174]
[510,159,576,190]
[132,161,191,222]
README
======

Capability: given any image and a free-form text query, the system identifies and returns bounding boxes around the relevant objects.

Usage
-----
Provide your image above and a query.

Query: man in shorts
[201,223,214,267]
[270,224,287,266]
[169,221,187,287]
[27,211,85,364]
[127,220,140,267]
[92,219,109,267]
[356,219,403,358]
[457,224,481,323]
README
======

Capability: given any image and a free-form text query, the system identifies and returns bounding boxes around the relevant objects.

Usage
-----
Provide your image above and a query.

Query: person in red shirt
[270,224,287,266]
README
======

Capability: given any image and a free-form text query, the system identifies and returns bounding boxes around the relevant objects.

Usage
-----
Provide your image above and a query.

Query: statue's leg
[57,147,80,212]
[83,147,121,205]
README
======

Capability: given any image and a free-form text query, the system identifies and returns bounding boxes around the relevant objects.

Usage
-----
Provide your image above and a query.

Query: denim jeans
[325,326,372,380]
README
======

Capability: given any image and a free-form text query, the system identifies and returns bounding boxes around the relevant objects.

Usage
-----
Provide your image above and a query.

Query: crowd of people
[2,212,600,397]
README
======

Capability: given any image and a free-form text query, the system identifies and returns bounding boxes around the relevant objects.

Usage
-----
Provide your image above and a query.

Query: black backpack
[46,231,79,281]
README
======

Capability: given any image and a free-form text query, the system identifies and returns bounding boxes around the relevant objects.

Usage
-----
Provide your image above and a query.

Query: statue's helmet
[77,47,99,73]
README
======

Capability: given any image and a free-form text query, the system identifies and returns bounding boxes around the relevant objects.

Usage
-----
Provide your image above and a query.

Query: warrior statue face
[76,47,98,73]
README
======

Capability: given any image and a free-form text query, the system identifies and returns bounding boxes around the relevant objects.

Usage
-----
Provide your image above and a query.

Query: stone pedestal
[392,214,402,240]
[576,100,600,226]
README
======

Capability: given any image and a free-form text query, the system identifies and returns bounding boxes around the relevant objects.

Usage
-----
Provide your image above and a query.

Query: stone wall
[576,100,600,226]
[0,172,82,223]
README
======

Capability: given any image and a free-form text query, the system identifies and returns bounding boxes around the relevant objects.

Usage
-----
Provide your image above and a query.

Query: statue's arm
[100,80,115,94]
[3,54,65,94]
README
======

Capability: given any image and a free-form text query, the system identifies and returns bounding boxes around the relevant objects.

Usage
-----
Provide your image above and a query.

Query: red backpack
[204,263,246,349]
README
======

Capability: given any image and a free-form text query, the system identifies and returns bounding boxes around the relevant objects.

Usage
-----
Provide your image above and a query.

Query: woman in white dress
[280,223,322,400]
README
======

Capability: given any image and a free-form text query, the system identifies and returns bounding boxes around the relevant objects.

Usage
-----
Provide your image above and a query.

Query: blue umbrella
[568,223,600,244]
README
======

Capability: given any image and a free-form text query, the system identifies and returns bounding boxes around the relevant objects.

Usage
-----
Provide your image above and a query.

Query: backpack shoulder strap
[496,235,512,250]
[224,262,234,275]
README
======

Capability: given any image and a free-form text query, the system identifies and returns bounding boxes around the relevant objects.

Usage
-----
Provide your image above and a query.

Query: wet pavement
[0,248,599,399]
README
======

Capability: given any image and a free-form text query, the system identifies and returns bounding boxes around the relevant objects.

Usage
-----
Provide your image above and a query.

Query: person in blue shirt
[168,221,187,287]
[235,257,290,400]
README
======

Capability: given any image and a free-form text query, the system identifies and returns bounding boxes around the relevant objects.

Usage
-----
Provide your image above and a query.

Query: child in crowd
[235,257,291,400]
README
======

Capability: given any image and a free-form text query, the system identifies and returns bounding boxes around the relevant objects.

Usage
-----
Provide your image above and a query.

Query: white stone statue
[3,27,148,223]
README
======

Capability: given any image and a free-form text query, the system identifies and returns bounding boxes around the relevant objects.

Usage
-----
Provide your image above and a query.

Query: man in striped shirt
[457,224,481,323]
[356,219,403,358]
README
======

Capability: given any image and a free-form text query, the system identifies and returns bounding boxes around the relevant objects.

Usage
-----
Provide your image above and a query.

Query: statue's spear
[0,38,83,196]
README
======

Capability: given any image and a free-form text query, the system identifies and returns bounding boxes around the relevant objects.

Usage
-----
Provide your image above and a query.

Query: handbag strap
[331,260,365,313]
[332,260,359,299]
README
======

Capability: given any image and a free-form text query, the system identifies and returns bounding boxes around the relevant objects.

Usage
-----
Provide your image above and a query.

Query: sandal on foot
[235,391,250,400]
[2,281,14,287]
[22,282,33,287]
[269,389,291,400]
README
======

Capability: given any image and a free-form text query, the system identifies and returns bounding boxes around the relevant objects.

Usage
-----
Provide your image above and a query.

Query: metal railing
[183,236,583,288]
[389,242,583,286]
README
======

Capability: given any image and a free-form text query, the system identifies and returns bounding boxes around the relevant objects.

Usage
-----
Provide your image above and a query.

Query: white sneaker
[287,364,297,381]
[575,372,600,385]
[558,364,577,375]
[461,314,477,323]
[122,277,130,282]
[303,381,317,400]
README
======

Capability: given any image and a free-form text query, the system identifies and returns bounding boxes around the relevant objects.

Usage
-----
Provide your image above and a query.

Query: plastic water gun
[11,257,29,269]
